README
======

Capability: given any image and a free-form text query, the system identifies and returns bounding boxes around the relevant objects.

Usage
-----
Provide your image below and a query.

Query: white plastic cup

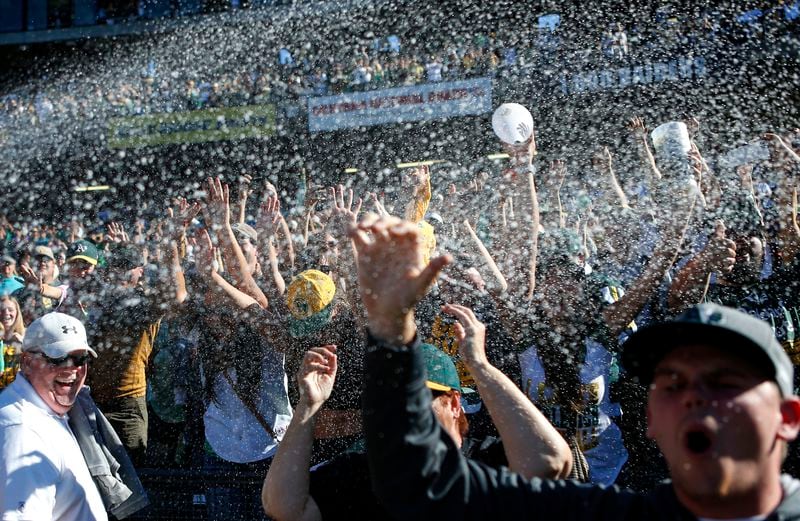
[651,121,691,162]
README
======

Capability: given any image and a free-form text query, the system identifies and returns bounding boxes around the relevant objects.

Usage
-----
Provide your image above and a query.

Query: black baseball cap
[622,303,793,396]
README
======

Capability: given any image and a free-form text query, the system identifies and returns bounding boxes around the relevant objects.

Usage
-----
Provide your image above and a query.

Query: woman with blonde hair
[0,295,25,388]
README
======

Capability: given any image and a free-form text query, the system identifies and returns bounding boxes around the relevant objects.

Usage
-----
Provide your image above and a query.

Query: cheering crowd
[2,113,800,520]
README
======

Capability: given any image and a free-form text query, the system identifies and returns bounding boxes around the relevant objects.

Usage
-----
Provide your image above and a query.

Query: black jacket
[362,334,800,520]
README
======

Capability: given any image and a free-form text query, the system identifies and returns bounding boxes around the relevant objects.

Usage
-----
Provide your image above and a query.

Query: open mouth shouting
[683,424,715,457]
[52,374,81,406]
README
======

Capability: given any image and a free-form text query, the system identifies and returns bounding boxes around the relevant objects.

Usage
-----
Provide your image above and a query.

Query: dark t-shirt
[282,311,365,410]
[309,437,507,520]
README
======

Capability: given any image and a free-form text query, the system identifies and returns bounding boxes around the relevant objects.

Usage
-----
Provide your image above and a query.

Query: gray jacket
[69,387,149,519]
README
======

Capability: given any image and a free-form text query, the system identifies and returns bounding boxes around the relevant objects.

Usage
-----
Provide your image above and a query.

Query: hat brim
[35,340,98,359]
[288,306,333,338]
[621,321,776,387]
[67,255,98,266]
[426,381,455,392]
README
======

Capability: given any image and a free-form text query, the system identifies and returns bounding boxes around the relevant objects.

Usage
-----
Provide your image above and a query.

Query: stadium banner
[557,55,707,97]
[307,78,492,132]
[107,104,276,149]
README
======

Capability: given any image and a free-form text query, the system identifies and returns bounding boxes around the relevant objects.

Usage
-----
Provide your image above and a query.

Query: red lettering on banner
[428,88,471,102]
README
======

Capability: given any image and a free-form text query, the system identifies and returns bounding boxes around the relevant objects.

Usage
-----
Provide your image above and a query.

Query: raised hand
[328,185,362,237]
[165,198,201,241]
[191,228,219,278]
[204,177,231,231]
[350,215,451,343]
[442,303,487,367]
[502,135,537,166]
[19,263,43,287]
[549,159,567,190]
[628,116,647,138]
[238,174,253,200]
[701,221,736,274]
[367,192,389,217]
[405,165,430,198]
[297,345,338,411]
[257,195,283,240]
[105,222,129,244]
[683,114,700,138]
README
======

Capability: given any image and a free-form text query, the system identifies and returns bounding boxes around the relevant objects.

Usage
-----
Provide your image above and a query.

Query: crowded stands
[4,1,800,520]
[2,103,800,517]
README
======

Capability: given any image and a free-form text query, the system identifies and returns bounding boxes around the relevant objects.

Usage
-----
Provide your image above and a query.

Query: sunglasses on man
[30,351,92,368]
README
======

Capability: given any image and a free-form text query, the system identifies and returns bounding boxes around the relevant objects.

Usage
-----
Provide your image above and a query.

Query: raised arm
[163,198,201,305]
[443,303,572,479]
[262,345,337,521]
[493,137,539,302]
[255,196,289,301]
[593,147,630,210]
[236,175,252,225]
[19,263,63,300]
[667,221,735,313]
[602,160,698,335]
[327,185,364,326]
[192,229,259,310]
[763,133,800,264]
[204,177,268,308]
[628,116,661,182]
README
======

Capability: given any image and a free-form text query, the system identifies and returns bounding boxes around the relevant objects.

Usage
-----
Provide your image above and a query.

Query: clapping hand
[442,303,488,368]
[297,345,338,412]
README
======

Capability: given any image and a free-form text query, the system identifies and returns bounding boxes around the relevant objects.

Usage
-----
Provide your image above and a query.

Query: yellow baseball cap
[286,270,336,338]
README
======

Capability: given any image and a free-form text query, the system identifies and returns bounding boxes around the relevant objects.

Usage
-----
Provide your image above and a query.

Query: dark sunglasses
[30,351,91,368]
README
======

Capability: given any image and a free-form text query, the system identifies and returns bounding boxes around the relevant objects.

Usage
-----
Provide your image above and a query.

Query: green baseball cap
[66,240,99,266]
[421,343,461,393]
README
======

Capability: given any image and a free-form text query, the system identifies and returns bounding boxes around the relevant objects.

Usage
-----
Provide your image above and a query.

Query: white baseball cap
[22,313,98,358]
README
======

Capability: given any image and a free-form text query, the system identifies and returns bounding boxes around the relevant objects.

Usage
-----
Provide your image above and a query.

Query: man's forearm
[466,360,572,480]
[37,283,63,300]
[262,401,321,521]
[667,253,712,313]
[603,240,682,336]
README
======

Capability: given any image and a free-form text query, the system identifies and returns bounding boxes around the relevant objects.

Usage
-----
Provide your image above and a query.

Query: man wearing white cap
[0,312,107,520]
